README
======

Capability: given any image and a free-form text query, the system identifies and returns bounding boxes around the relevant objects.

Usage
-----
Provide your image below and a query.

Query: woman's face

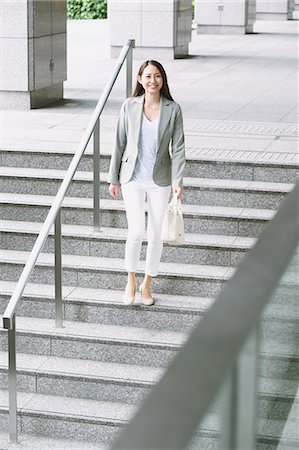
[138,64,163,95]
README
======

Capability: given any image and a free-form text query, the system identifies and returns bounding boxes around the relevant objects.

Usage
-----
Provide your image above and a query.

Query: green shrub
[67,0,107,20]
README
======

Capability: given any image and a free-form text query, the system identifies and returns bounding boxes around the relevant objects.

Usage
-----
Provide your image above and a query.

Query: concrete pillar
[109,0,192,60]
[195,0,256,34]
[256,0,295,20]
[0,0,67,110]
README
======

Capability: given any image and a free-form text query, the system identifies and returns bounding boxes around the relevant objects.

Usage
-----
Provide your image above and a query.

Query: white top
[132,112,159,183]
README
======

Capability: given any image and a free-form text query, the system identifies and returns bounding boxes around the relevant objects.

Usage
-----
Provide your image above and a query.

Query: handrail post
[235,327,258,449]
[221,368,235,449]
[8,314,18,443]
[126,40,135,98]
[221,326,259,449]
[55,208,63,327]
[93,118,100,230]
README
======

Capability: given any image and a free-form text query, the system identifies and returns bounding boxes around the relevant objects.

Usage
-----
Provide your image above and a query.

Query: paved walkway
[0,19,298,164]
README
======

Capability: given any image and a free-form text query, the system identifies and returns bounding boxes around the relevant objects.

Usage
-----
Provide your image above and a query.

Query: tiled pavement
[0,19,298,165]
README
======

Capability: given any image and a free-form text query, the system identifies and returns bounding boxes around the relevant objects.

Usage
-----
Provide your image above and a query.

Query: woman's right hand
[109,183,119,199]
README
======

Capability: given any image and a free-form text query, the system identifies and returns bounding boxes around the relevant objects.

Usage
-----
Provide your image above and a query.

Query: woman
[108,60,185,306]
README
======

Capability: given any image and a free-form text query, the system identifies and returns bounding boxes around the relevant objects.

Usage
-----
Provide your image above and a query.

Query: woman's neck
[144,92,160,106]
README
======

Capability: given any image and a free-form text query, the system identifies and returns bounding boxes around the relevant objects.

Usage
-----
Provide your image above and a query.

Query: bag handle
[170,193,182,210]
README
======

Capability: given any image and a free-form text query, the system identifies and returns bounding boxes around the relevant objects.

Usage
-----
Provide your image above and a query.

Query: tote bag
[161,195,185,246]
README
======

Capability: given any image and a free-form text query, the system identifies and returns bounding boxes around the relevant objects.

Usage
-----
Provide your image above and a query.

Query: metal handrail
[2,38,135,442]
[111,181,299,450]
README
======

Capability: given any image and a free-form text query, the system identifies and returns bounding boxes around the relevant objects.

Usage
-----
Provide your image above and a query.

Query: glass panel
[186,394,221,450]
[257,245,299,450]
[187,244,298,450]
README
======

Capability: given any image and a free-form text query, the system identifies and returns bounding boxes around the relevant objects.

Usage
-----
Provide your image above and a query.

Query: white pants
[121,180,171,277]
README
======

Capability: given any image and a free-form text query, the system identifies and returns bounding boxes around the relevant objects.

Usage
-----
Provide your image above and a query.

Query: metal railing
[111,181,299,450]
[2,39,135,443]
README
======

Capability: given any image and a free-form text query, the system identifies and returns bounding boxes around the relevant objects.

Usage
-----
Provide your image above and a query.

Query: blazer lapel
[130,94,173,151]
[157,96,173,152]
[131,95,144,146]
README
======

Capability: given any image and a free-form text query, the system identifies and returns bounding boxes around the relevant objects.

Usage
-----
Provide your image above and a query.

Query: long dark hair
[132,60,174,101]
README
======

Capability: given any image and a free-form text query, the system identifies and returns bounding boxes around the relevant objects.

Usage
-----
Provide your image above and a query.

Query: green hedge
[67,0,107,20]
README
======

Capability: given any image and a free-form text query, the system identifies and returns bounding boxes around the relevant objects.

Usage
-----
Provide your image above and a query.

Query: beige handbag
[161,195,185,246]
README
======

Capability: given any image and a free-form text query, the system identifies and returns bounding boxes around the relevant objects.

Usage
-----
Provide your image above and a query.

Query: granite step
[189,412,299,450]
[257,376,299,423]
[258,352,298,382]
[0,316,186,368]
[0,352,162,405]
[0,389,133,446]
[0,431,107,450]
[0,281,212,332]
[1,277,296,340]
[0,313,297,372]
[0,250,233,297]
[0,167,292,209]
[0,193,275,237]
[136,373,299,449]
[1,147,298,182]
[0,390,298,449]
[0,432,105,450]
[0,220,256,267]
[0,352,297,420]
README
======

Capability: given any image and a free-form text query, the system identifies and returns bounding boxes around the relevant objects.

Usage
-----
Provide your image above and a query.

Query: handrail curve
[2,39,135,331]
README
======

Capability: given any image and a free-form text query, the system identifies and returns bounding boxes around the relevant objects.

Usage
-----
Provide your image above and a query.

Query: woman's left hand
[173,186,182,199]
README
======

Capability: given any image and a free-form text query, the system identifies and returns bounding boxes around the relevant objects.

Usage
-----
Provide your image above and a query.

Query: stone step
[1,167,292,209]
[0,432,106,450]
[1,147,298,182]
[0,250,233,297]
[0,432,105,450]
[0,312,297,371]
[0,352,297,419]
[0,389,132,446]
[0,193,275,237]
[2,278,296,323]
[258,352,299,381]
[0,281,211,332]
[0,352,162,405]
[0,220,256,267]
[0,316,186,368]
[1,278,297,338]
[257,376,299,422]
[0,390,298,448]
[190,412,299,450]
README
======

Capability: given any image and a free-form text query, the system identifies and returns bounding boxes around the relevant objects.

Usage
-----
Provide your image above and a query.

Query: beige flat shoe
[139,284,154,306]
[123,283,136,306]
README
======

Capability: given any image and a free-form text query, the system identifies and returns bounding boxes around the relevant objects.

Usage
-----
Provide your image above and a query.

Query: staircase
[0,118,298,449]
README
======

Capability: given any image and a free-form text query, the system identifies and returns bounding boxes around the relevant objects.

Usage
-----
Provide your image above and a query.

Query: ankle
[127,273,136,284]
[142,275,152,289]
[142,282,151,291]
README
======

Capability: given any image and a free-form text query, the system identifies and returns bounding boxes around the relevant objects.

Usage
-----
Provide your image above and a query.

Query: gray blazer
[108,94,186,188]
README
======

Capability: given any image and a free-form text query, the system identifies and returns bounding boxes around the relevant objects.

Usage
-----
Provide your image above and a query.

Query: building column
[256,0,295,20]
[195,0,256,34]
[0,0,67,110]
[108,0,192,60]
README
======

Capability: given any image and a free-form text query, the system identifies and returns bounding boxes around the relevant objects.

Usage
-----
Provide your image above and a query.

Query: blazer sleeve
[171,105,186,188]
[107,100,128,184]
